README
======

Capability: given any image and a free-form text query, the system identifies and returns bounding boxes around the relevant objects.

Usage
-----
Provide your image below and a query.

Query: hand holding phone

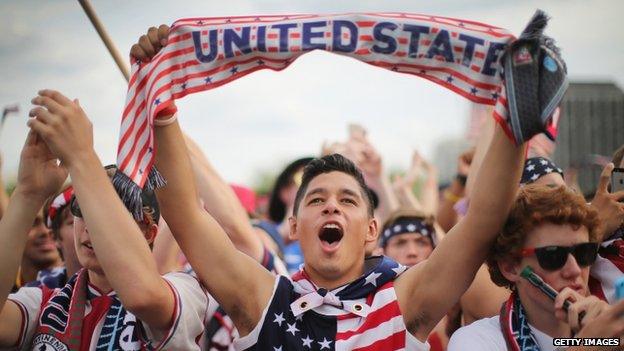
[612,167,624,200]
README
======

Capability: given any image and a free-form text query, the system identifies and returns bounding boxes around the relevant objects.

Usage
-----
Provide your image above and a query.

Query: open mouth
[319,223,344,247]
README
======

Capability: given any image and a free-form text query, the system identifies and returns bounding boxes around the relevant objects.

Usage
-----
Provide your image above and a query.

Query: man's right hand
[130,25,170,61]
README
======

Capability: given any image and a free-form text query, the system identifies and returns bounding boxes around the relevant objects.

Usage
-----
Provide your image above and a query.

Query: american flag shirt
[234,256,430,351]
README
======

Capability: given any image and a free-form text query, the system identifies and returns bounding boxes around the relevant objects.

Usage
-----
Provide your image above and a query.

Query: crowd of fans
[0,22,623,351]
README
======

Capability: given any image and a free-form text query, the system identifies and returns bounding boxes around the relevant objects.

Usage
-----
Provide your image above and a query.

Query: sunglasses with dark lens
[69,196,82,218]
[520,242,599,271]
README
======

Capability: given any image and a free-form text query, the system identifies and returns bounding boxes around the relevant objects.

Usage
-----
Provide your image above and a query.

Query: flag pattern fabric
[232,256,431,350]
[117,12,520,188]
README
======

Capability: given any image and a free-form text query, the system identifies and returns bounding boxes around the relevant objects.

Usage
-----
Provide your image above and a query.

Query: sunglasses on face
[520,242,599,271]
[70,196,82,218]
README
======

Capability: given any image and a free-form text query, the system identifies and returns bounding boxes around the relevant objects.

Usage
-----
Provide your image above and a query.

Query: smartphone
[612,168,624,198]
[615,276,624,300]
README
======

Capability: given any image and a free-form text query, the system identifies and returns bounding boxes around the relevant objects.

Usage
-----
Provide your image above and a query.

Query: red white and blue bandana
[233,256,430,350]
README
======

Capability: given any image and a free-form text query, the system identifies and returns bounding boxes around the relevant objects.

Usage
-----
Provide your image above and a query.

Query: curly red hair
[487,184,601,289]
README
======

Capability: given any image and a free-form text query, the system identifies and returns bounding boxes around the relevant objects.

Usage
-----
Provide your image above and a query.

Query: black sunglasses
[69,195,82,218]
[520,242,599,271]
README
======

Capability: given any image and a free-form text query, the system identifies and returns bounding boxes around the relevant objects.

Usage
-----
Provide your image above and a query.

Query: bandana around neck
[289,255,407,317]
[116,11,566,214]
[500,292,541,351]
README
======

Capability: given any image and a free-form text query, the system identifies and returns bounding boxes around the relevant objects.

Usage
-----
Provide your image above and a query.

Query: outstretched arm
[395,124,525,340]
[184,134,265,261]
[155,117,275,336]
[0,131,67,346]
[28,90,175,331]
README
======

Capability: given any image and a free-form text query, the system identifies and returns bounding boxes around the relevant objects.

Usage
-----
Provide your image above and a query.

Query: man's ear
[365,217,379,244]
[498,258,521,284]
[288,216,298,241]
[144,223,158,246]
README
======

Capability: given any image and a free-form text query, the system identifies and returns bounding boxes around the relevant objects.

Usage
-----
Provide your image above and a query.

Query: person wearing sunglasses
[449,184,624,351]
[0,90,209,351]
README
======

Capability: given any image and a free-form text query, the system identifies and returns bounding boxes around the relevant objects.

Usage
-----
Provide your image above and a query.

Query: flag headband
[116,11,565,216]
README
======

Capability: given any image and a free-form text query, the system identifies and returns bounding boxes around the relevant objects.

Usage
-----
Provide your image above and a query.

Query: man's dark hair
[292,154,374,217]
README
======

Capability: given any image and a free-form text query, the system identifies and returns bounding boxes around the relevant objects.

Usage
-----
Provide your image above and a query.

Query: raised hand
[130,25,170,61]
[590,163,624,240]
[28,90,94,169]
[15,130,68,203]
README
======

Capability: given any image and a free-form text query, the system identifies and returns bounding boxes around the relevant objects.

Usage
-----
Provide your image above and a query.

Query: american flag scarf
[500,292,541,351]
[116,10,563,215]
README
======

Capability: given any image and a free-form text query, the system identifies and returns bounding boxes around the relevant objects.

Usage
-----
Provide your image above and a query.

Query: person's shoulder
[448,315,506,351]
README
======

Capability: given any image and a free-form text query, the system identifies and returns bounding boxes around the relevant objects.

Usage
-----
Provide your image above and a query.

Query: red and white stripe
[335,281,409,350]
[117,13,516,187]
[46,186,74,227]
[590,239,624,304]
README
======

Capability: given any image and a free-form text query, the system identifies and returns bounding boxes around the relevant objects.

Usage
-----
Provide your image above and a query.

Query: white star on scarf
[545,167,553,173]
[273,312,285,326]
[274,346,282,351]
[365,272,382,287]
[286,322,299,336]
[392,264,407,276]
[540,159,548,165]
[393,224,401,233]
[531,174,539,181]
[318,337,333,350]
[407,224,416,232]
[302,335,313,348]
[526,164,536,171]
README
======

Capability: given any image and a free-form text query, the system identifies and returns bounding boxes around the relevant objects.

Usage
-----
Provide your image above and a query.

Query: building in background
[554,82,624,195]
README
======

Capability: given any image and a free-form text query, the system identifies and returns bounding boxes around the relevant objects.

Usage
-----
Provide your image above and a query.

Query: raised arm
[184,134,265,261]
[154,116,275,335]
[0,132,67,346]
[0,154,10,220]
[28,90,175,331]
[395,123,525,340]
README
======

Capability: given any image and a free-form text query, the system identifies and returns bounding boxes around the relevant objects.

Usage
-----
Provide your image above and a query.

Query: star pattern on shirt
[318,337,332,350]
[302,335,313,348]
[273,312,285,326]
[286,322,300,336]
[364,272,382,287]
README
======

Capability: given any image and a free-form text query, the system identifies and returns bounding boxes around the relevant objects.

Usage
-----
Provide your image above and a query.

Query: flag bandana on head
[116,11,567,212]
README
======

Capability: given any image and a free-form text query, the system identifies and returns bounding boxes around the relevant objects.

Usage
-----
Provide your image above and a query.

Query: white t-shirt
[448,315,555,351]
[8,272,208,351]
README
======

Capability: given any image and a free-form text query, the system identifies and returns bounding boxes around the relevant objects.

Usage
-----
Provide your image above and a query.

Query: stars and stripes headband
[380,217,436,248]
[116,10,566,215]
[46,186,73,227]
[520,156,563,184]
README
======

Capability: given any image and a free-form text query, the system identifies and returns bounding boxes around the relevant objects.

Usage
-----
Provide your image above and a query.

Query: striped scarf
[32,269,140,351]
[500,292,541,351]
[116,11,564,214]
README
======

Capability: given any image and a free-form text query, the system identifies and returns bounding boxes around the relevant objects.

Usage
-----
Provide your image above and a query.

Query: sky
[1,0,623,188]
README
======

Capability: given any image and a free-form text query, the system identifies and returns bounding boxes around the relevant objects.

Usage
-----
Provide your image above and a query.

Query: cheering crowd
[1,14,624,351]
